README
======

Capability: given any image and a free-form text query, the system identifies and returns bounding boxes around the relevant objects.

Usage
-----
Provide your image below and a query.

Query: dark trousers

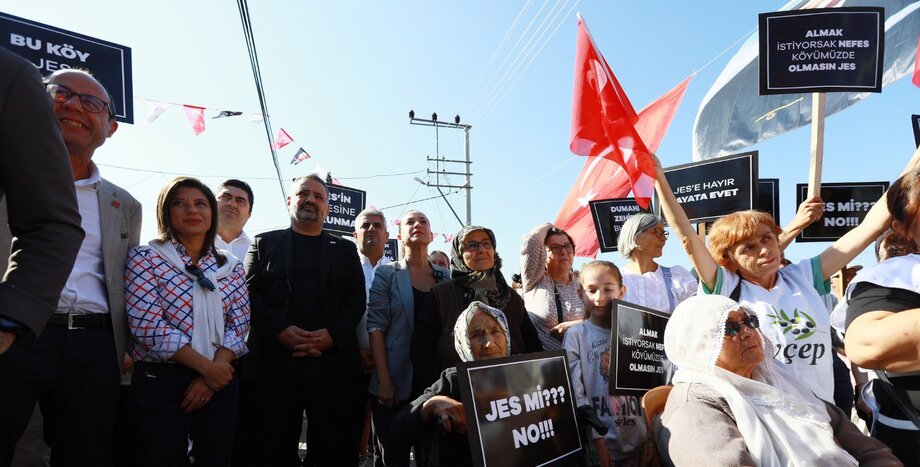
[832,351,854,416]
[131,362,239,467]
[874,423,920,467]
[238,362,361,467]
[0,325,119,467]
[371,399,410,467]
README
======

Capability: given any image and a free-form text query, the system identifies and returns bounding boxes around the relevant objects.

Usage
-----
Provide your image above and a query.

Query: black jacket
[243,228,366,379]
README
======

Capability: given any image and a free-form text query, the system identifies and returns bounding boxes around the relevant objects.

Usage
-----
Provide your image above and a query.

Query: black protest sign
[758,179,781,227]
[589,198,651,253]
[609,300,671,397]
[795,182,889,242]
[656,151,758,224]
[1,12,134,123]
[458,351,582,467]
[383,239,399,263]
[324,184,366,237]
[912,114,920,148]
[758,7,884,95]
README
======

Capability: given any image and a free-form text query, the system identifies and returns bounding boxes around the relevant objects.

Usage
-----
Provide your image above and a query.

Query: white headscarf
[453,301,511,362]
[664,295,857,467]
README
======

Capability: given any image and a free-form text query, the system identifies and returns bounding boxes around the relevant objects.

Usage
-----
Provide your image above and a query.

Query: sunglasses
[185,264,216,292]
[724,314,759,336]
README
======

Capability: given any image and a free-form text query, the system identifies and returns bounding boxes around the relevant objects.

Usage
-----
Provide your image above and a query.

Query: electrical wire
[237,0,287,203]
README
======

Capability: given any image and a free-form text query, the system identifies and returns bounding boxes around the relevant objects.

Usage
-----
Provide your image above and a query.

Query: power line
[97,163,424,182]
[237,0,287,203]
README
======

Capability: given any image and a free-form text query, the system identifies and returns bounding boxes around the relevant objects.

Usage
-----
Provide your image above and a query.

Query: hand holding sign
[423,395,467,433]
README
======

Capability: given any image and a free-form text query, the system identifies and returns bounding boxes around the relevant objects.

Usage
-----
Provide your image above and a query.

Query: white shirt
[216,230,252,262]
[57,164,109,315]
[356,252,392,349]
[703,257,835,403]
[621,264,697,314]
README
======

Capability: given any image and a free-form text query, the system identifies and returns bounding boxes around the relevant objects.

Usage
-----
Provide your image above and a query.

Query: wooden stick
[696,222,707,243]
[807,93,826,199]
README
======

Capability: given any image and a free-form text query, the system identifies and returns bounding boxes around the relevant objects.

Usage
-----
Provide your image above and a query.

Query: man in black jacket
[240,174,366,466]
[0,48,84,466]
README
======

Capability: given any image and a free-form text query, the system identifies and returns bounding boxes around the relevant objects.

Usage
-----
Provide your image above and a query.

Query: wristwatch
[0,316,26,337]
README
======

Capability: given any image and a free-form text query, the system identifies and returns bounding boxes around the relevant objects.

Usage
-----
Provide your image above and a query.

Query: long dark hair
[156,177,226,266]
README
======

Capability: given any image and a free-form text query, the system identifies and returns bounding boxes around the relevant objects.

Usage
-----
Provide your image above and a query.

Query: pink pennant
[182,105,206,135]
[271,128,294,150]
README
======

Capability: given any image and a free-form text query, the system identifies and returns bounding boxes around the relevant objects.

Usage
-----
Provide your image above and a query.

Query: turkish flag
[570,15,655,208]
[556,76,692,257]
[271,128,294,150]
[913,36,920,88]
[182,105,206,135]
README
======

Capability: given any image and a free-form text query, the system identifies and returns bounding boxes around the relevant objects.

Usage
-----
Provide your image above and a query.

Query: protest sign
[912,114,920,148]
[656,151,758,224]
[757,178,781,227]
[609,300,671,396]
[588,198,651,253]
[457,351,582,467]
[795,182,889,242]
[759,7,884,95]
[324,184,366,237]
[1,12,134,123]
[383,239,399,262]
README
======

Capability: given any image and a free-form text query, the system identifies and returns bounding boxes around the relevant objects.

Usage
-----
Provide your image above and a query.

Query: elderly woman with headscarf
[657,295,899,466]
[617,213,697,314]
[394,302,511,467]
[519,223,584,349]
[411,225,542,396]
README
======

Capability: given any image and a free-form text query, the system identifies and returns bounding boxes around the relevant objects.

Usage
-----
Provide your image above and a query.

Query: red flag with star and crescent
[556,74,692,257]
[569,15,657,208]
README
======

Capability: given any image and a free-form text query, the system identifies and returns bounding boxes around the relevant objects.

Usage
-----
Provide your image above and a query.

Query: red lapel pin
[111,200,121,208]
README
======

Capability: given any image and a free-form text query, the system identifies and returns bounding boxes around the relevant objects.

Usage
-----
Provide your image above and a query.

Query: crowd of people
[2,47,920,467]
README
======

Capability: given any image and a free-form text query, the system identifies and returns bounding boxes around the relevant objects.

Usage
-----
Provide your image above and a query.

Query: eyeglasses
[45,83,116,119]
[185,264,216,292]
[644,228,669,239]
[463,240,493,252]
[724,314,759,336]
[547,243,574,255]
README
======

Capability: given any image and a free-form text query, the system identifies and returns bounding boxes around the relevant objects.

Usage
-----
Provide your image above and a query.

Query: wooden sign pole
[807,92,826,199]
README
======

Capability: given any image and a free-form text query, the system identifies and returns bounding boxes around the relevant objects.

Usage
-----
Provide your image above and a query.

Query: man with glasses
[4,69,141,467]
[239,174,365,466]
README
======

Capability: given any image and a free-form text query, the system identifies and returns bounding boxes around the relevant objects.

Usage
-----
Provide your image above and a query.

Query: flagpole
[807,92,826,199]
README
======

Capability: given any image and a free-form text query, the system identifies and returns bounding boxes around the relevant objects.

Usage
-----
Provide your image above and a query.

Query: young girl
[563,261,648,467]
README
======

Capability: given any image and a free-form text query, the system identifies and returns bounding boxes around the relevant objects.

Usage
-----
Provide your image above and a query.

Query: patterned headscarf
[450,225,512,309]
[453,301,511,362]
[617,213,662,258]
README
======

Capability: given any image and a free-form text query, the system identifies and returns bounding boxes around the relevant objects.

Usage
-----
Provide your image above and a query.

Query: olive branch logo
[765,307,816,341]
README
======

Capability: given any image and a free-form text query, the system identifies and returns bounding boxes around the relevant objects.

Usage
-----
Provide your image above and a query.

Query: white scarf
[846,253,920,300]
[665,295,858,467]
[148,240,237,360]
[453,301,510,362]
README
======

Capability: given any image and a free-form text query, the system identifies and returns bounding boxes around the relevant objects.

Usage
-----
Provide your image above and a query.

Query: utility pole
[408,110,473,227]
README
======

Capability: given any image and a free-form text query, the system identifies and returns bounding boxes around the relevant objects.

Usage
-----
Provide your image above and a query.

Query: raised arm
[652,155,720,291]
[819,146,920,279]
[778,196,823,251]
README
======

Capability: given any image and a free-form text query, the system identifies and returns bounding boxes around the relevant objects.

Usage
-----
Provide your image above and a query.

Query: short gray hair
[355,208,386,227]
[617,213,661,258]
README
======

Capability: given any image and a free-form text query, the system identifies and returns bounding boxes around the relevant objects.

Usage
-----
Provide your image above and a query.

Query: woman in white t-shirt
[617,213,696,314]
[650,152,919,403]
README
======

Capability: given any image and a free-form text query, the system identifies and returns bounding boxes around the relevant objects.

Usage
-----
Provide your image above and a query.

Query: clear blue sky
[6,1,918,274]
